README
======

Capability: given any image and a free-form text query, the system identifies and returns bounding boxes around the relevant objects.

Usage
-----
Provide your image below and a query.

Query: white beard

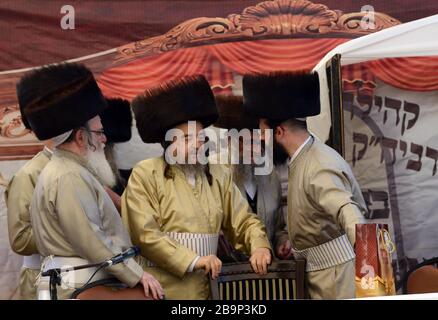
[86,145,116,188]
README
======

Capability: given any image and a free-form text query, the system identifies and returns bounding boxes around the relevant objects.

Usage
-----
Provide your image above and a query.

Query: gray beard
[233,163,256,185]
[86,146,116,188]
[176,163,207,179]
[234,162,255,176]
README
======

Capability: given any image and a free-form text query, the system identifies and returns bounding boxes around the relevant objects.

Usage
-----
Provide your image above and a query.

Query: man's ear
[274,125,284,139]
[75,129,85,147]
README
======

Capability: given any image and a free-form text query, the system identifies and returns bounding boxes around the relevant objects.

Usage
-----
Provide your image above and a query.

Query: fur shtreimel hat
[242,71,320,121]
[17,62,107,140]
[132,75,218,143]
[214,95,259,130]
[101,98,133,143]
[17,101,31,130]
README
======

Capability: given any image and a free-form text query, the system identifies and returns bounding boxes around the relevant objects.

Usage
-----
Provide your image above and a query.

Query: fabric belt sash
[146,232,219,267]
[22,254,42,270]
[291,234,355,272]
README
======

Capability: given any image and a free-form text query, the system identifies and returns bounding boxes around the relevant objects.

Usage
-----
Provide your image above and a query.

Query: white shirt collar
[243,173,257,200]
[186,171,196,188]
[288,135,312,166]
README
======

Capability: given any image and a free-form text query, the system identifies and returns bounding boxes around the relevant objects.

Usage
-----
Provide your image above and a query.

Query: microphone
[104,246,140,267]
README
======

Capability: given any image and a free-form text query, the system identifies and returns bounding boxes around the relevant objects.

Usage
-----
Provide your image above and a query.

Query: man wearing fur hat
[243,71,367,299]
[5,103,54,299]
[6,96,134,299]
[122,75,272,300]
[20,63,163,300]
[100,98,134,212]
[213,95,290,260]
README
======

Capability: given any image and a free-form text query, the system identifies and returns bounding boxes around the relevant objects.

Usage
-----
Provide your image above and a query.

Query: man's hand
[194,255,222,279]
[276,239,293,260]
[139,271,164,300]
[250,247,271,275]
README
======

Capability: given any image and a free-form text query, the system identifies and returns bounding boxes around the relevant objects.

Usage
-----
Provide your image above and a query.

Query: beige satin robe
[31,149,143,299]
[5,148,51,299]
[287,136,366,299]
[121,157,271,300]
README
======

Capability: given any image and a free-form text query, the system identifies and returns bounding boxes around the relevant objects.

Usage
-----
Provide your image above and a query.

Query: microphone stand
[42,261,106,300]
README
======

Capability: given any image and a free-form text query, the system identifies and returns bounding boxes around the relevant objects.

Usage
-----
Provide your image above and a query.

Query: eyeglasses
[88,129,105,137]
[82,127,105,137]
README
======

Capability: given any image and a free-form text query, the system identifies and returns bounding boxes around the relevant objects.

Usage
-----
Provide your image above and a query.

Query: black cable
[74,262,108,292]
[70,278,123,299]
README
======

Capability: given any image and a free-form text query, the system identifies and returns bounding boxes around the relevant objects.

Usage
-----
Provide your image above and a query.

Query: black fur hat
[18,102,31,130]
[242,71,320,120]
[16,63,107,140]
[100,98,133,143]
[214,95,258,130]
[132,75,218,143]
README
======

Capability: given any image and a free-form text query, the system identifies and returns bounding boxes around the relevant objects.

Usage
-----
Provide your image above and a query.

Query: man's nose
[195,137,203,150]
[101,133,107,144]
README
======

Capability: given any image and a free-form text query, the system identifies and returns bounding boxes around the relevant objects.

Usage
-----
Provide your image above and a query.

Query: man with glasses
[20,62,163,299]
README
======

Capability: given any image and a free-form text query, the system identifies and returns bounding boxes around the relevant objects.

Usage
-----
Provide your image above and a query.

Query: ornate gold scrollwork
[117,0,400,61]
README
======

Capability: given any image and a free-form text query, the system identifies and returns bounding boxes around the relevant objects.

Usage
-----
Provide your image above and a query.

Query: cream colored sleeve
[121,166,198,279]
[307,167,366,245]
[5,172,38,255]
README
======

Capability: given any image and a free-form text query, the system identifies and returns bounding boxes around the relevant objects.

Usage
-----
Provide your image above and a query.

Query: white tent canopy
[308,14,438,142]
